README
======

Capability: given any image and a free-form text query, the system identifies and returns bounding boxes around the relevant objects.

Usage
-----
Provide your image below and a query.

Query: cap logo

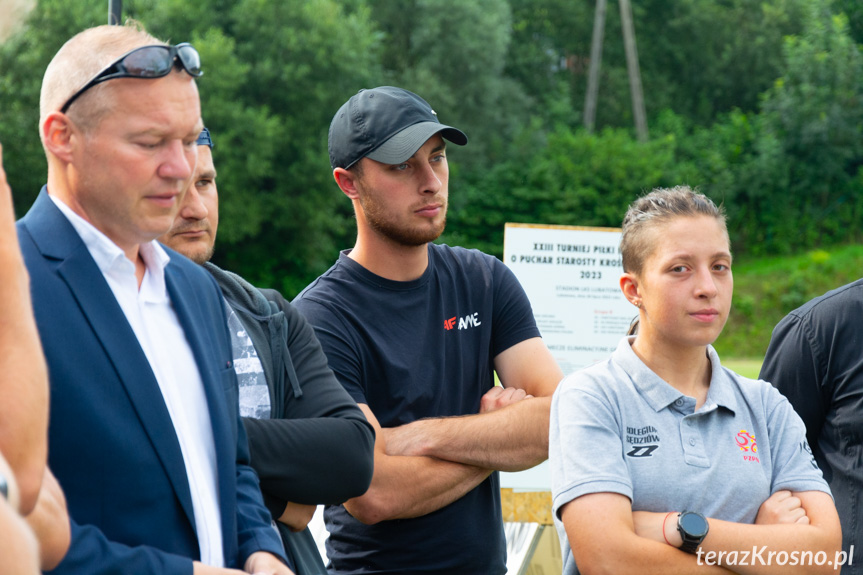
[431,108,437,116]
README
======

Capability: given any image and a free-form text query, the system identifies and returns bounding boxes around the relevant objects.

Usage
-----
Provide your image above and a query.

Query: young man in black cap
[294,86,564,574]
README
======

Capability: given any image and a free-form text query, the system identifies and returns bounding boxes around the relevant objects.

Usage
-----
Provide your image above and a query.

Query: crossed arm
[240,290,374,531]
[561,489,841,575]
[343,337,563,524]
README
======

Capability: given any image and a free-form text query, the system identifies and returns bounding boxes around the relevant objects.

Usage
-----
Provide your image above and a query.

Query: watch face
[679,512,709,538]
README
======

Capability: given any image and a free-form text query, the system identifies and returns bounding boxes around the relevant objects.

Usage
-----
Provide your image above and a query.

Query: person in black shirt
[761,281,863,572]
[294,87,564,574]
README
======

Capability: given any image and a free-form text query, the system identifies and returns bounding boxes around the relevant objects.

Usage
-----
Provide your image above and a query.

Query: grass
[722,357,763,380]
[714,243,863,359]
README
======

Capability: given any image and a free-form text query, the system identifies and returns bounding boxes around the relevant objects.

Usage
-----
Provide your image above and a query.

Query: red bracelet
[662,511,676,546]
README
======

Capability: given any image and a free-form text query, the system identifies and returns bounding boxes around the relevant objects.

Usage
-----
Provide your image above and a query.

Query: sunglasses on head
[60,43,203,114]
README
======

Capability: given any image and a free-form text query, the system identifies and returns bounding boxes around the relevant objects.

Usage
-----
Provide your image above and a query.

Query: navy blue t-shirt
[294,243,540,574]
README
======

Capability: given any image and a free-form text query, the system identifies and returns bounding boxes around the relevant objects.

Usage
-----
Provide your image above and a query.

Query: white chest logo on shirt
[443,312,482,331]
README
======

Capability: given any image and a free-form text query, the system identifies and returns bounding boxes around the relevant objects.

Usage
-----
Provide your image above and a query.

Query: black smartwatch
[677,511,709,554]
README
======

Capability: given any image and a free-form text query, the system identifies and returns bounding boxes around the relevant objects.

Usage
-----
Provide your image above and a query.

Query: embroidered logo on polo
[625,425,660,457]
[443,312,482,331]
[736,429,760,462]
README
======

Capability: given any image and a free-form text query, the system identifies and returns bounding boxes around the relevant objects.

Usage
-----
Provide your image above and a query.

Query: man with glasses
[17,24,292,575]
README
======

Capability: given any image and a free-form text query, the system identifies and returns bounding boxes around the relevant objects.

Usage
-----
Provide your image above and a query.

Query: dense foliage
[1,0,861,297]
[717,244,863,359]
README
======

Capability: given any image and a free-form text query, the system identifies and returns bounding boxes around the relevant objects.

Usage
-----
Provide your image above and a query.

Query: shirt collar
[613,336,737,415]
[703,345,738,414]
[138,241,171,303]
[49,193,171,301]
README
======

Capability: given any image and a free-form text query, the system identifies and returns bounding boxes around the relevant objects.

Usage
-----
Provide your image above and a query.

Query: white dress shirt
[50,195,225,566]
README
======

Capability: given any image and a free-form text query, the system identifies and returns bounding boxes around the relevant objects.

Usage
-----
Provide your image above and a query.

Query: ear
[41,112,76,164]
[620,272,642,308]
[333,167,360,200]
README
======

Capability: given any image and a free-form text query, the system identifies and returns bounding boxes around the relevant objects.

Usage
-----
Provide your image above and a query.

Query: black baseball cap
[328,86,468,170]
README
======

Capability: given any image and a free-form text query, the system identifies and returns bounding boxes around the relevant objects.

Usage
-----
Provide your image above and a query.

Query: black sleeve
[242,289,374,508]
[490,256,542,357]
[759,312,828,450]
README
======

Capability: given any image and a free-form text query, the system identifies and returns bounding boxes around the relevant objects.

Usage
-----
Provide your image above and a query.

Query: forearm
[590,537,734,575]
[567,514,732,574]
[276,502,316,532]
[0,237,48,513]
[0,497,39,575]
[234,460,289,566]
[562,498,733,575]
[25,468,70,570]
[244,416,374,505]
[699,520,842,575]
[55,519,193,574]
[631,492,842,575]
[385,396,551,471]
[344,449,491,524]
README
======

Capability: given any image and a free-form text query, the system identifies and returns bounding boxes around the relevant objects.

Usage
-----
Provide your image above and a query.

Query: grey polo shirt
[550,337,830,575]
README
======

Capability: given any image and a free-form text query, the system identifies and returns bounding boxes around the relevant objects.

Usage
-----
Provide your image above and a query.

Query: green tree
[0,1,105,217]
[0,0,382,296]
[445,124,681,257]
[137,0,384,294]
[735,7,863,253]
[505,0,810,133]
[832,0,863,45]
[366,0,531,167]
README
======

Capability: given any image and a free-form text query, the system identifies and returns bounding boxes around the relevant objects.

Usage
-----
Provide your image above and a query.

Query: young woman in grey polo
[550,187,841,575]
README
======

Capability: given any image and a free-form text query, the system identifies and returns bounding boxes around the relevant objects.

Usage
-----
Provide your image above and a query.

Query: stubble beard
[162,220,215,265]
[187,244,215,266]
[359,188,447,247]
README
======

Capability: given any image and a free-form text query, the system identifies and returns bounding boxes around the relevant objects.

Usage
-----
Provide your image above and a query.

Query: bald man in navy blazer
[17,24,292,575]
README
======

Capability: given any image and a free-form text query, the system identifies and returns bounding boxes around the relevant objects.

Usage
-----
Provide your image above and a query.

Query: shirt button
[675,399,684,407]
[689,438,696,446]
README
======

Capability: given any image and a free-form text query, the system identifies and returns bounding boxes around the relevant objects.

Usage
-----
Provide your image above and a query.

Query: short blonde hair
[620,186,727,275]
[40,22,164,135]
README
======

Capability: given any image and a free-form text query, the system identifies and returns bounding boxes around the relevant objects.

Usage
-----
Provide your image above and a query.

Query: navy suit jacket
[18,189,286,574]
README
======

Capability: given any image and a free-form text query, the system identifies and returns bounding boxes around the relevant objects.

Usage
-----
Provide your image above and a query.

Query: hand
[632,510,683,547]
[755,490,809,525]
[244,551,295,574]
[479,386,533,414]
[192,562,245,574]
[277,502,316,532]
[25,468,70,570]
[0,496,39,575]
